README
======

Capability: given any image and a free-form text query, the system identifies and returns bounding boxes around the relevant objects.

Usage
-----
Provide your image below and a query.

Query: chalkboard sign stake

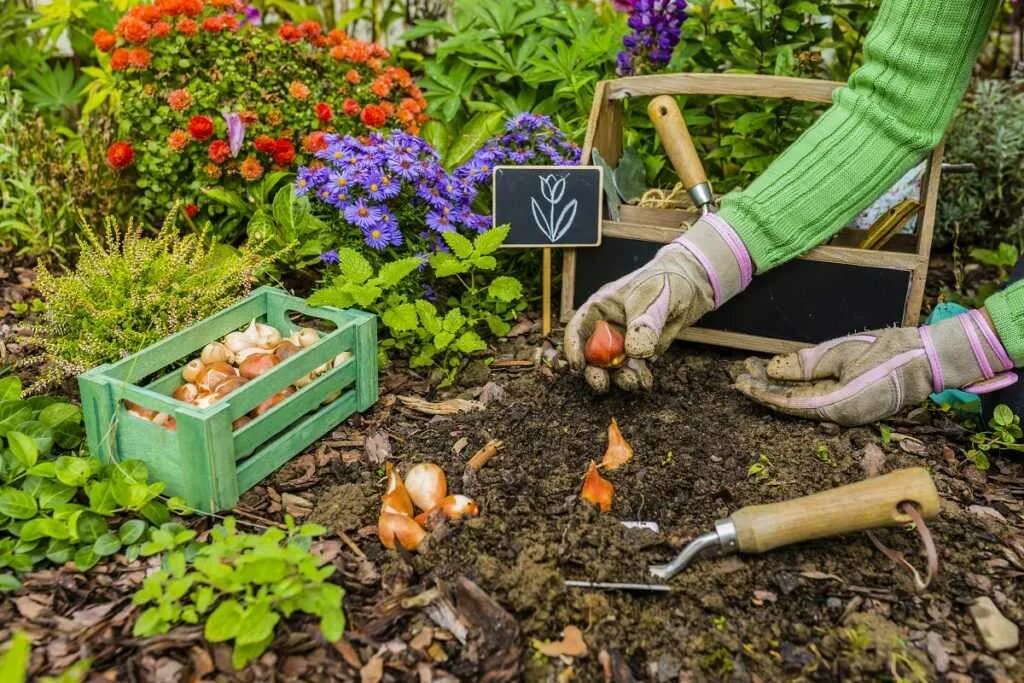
[542,247,552,336]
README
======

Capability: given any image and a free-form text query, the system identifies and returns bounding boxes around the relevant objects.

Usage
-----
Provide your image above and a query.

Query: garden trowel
[648,95,716,216]
[648,467,939,580]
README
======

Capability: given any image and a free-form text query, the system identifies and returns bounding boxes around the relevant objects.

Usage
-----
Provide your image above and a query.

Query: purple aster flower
[426,207,457,233]
[344,199,385,229]
[363,170,401,201]
[223,112,245,158]
[295,166,327,196]
[320,249,339,264]
[422,284,437,302]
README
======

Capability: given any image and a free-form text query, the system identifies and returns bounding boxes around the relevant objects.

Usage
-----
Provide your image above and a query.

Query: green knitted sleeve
[985,284,1024,366]
[718,0,999,271]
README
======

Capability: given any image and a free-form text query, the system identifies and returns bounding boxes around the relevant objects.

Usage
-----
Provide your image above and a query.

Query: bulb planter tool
[649,468,940,581]
[648,95,716,215]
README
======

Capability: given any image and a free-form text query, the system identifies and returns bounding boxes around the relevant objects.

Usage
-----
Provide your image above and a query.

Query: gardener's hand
[734,309,1018,426]
[565,215,753,392]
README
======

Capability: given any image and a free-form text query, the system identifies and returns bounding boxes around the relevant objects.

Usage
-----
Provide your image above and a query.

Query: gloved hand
[734,309,1018,426]
[565,215,753,392]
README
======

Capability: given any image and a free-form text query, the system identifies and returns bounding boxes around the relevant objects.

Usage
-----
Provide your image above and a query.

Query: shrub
[24,206,269,391]
[936,79,1024,249]
[99,0,427,226]
[0,78,132,265]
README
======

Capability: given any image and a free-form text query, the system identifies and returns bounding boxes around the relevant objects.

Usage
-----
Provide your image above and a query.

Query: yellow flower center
[358,207,369,217]
[371,229,382,239]
[332,151,343,159]
[336,178,347,187]
[370,183,379,191]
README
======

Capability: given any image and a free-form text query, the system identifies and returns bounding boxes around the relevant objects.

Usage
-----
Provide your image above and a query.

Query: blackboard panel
[492,166,602,247]
[573,237,912,344]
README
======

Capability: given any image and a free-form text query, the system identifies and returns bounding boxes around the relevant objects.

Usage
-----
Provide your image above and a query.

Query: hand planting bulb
[584,321,626,369]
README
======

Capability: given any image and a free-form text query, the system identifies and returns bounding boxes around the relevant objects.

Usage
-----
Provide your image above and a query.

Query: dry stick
[466,439,504,472]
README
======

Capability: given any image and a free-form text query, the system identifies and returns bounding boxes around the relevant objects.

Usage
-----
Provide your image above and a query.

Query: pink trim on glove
[919,326,943,392]
[968,309,1014,371]
[674,236,722,307]
[704,213,754,289]
[959,314,994,379]
[965,372,1019,395]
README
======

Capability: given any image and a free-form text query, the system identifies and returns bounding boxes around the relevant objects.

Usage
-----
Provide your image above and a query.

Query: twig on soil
[466,440,504,472]
[337,530,368,560]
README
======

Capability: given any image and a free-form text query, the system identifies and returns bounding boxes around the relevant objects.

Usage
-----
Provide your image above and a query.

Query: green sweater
[718,0,1024,365]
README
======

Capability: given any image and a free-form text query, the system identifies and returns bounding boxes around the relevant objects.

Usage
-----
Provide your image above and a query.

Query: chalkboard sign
[492,166,602,247]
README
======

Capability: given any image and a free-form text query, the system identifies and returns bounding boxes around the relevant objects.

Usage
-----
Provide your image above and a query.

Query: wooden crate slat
[236,390,359,492]
[78,287,377,513]
[233,358,357,458]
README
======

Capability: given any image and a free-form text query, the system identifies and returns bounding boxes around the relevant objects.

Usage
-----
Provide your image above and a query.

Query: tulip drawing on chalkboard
[531,174,578,243]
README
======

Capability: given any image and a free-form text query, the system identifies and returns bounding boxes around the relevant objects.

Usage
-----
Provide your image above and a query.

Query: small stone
[969,597,1020,652]
[926,631,949,673]
[655,653,680,682]
[826,597,842,611]
[779,642,814,671]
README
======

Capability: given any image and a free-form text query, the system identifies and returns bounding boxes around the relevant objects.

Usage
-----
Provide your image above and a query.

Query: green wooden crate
[78,286,378,513]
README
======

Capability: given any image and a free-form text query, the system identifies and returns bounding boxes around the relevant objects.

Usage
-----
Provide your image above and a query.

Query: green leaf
[442,232,474,259]
[205,599,244,642]
[420,120,451,157]
[381,303,419,333]
[377,257,422,288]
[54,457,96,487]
[85,481,118,515]
[73,547,99,571]
[34,480,76,510]
[473,225,510,255]
[201,186,250,215]
[75,512,108,543]
[17,422,54,457]
[429,252,469,277]
[487,275,523,303]
[0,376,22,402]
[38,403,81,429]
[118,520,147,545]
[446,110,506,168]
[455,331,488,354]
[993,404,1015,427]
[319,605,346,643]
[336,248,373,285]
[486,315,511,337]
[235,602,280,646]
[93,533,122,557]
[415,301,442,334]
[0,488,37,519]
[19,517,70,541]
[0,631,30,682]
[443,308,466,333]
[7,432,38,469]
[0,573,21,592]
[0,401,32,436]
[235,557,287,585]
[232,633,274,670]
[132,606,165,637]
[272,185,298,232]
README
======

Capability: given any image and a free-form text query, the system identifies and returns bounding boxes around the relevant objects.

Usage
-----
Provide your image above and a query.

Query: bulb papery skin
[440,494,479,520]
[601,417,634,470]
[584,320,626,369]
[378,512,427,551]
[404,463,448,512]
[182,358,206,383]
[201,342,232,365]
[581,460,614,512]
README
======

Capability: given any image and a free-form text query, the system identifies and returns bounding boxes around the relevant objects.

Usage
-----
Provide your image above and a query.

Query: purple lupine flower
[320,249,339,264]
[617,0,688,76]
[223,112,245,157]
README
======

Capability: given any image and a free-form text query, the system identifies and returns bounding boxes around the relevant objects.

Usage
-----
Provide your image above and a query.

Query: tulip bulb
[584,321,626,369]
[382,464,415,516]
[213,375,249,399]
[223,331,252,355]
[404,463,448,512]
[255,387,294,416]
[182,359,206,383]
[290,327,319,348]
[232,416,252,431]
[239,353,279,379]
[151,412,172,427]
[201,342,232,365]
[249,321,282,349]
[293,372,315,389]
[172,383,200,403]
[439,494,479,520]
[235,347,268,364]
[126,401,156,420]
[601,417,634,471]
[377,512,426,551]
[581,460,614,512]
[197,361,237,391]
[334,351,352,368]
[273,341,301,363]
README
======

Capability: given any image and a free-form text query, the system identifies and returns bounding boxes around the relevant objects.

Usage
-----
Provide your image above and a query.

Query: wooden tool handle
[648,95,707,191]
[730,468,939,554]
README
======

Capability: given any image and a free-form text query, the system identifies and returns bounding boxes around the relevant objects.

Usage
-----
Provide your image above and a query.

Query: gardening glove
[565,215,753,392]
[734,309,1019,427]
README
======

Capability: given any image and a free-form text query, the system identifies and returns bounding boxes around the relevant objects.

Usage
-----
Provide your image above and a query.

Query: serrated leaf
[381,303,419,332]
[336,248,373,285]
[443,308,466,333]
[377,257,421,288]
[473,225,510,255]
[455,331,488,354]
[205,599,244,642]
[487,275,523,303]
[442,232,474,259]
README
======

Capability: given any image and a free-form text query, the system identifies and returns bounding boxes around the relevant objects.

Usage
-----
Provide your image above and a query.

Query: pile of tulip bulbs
[378,463,480,551]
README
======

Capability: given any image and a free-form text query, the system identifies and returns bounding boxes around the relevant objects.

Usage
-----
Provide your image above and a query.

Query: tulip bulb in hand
[584,321,626,368]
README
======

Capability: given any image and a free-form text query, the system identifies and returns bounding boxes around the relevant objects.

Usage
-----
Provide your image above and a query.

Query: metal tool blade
[564,580,673,593]
[648,519,738,580]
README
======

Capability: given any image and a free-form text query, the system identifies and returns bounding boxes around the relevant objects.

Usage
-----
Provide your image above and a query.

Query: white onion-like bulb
[404,463,447,512]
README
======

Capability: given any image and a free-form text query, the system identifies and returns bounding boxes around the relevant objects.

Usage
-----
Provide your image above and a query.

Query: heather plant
[132,516,344,669]
[96,0,427,226]
[24,206,269,391]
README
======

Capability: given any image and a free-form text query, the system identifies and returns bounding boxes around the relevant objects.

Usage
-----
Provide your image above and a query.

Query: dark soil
[304,345,1024,682]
